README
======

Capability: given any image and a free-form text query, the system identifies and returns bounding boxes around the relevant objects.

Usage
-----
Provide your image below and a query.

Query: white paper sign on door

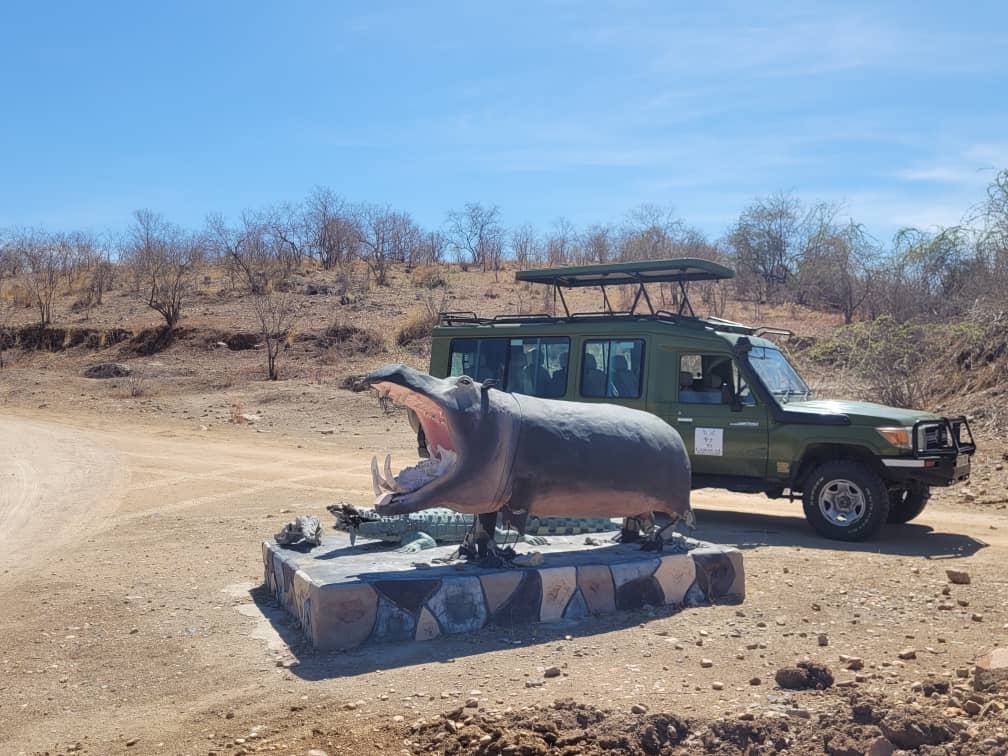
[695,427,723,456]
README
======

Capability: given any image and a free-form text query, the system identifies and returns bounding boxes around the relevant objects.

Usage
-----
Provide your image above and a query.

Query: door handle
[729,421,760,427]
[677,417,693,423]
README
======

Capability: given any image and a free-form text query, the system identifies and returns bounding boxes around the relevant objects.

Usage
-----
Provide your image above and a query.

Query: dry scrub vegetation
[0,173,1006,432]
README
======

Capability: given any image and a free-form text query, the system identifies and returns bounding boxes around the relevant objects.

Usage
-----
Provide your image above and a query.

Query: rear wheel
[888,482,931,523]
[802,461,889,541]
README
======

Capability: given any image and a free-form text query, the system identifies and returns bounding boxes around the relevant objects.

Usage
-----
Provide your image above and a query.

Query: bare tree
[447,202,503,270]
[0,295,12,369]
[416,229,447,265]
[581,224,614,264]
[510,224,539,268]
[253,288,298,380]
[16,230,62,327]
[306,188,358,270]
[206,212,274,294]
[127,210,197,330]
[267,203,311,273]
[355,203,395,285]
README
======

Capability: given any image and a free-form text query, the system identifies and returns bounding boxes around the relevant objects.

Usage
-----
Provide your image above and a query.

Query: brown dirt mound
[409,699,689,755]
[774,661,835,690]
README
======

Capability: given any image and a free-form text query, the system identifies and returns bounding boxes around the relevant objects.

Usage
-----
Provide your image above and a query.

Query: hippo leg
[613,515,646,543]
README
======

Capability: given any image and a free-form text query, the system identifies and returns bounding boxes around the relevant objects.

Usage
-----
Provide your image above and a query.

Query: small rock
[898,648,917,660]
[465,698,479,708]
[956,667,970,678]
[817,633,829,647]
[700,658,713,668]
[543,666,562,678]
[125,738,139,747]
[946,569,971,585]
[630,704,647,714]
[971,613,983,622]
[307,750,329,756]
[964,700,982,716]
[865,737,895,756]
[974,648,1008,691]
[749,676,762,686]
[712,682,724,691]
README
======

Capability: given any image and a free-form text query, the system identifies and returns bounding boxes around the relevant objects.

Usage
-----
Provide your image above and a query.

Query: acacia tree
[252,287,298,380]
[206,212,274,294]
[127,210,197,330]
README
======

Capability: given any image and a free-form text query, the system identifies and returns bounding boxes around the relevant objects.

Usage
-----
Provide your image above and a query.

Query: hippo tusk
[371,456,385,497]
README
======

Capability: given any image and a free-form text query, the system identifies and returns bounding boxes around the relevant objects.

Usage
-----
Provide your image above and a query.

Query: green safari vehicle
[417,259,975,541]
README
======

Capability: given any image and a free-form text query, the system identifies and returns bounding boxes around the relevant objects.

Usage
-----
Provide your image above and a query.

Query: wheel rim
[818,478,867,527]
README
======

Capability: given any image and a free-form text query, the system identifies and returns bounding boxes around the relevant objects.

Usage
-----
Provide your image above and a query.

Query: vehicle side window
[506,337,569,398]
[679,353,754,405]
[581,339,645,398]
[449,337,569,398]
[449,338,507,385]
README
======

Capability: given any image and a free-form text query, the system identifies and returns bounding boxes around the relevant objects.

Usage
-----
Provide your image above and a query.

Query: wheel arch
[792,443,887,492]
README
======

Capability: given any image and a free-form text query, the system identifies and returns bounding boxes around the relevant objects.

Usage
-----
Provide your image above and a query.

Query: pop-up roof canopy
[515,258,734,288]
[514,258,734,317]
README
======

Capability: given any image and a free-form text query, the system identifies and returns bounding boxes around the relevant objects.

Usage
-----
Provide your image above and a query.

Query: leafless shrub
[396,293,446,347]
[252,288,299,380]
[127,370,146,397]
[410,264,446,289]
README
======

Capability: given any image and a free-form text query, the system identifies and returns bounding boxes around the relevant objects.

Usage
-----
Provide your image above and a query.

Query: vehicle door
[673,351,769,479]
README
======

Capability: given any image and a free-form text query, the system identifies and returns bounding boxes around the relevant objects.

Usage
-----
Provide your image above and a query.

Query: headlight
[876,427,913,450]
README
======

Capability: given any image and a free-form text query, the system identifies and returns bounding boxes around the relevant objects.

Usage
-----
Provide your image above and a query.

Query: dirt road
[1,409,1006,755]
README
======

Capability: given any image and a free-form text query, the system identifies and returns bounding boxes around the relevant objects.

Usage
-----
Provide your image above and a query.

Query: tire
[802,460,890,541]
[888,483,931,524]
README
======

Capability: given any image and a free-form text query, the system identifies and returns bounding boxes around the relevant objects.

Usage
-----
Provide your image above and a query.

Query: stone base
[262,533,744,651]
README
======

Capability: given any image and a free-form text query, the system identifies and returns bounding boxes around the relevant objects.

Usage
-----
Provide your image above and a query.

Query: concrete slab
[262,532,744,651]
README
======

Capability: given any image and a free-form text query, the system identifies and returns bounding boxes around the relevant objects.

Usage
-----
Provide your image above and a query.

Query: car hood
[781,399,942,426]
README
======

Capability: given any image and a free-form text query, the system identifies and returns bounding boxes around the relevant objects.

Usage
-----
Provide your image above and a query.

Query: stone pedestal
[262,533,744,651]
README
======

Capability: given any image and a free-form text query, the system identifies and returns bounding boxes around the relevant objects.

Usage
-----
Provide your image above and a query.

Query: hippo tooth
[370,456,384,497]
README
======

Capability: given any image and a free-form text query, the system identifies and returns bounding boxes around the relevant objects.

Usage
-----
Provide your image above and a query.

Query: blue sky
[2,1,1006,242]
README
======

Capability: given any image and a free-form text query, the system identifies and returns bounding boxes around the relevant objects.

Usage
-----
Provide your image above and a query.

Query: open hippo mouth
[366,366,463,509]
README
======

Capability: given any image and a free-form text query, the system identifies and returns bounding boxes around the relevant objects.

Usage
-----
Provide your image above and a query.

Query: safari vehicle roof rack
[515,258,734,318]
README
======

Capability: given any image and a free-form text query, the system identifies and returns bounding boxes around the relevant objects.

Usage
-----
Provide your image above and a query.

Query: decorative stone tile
[684,580,706,606]
[480,571,524,615]
[374,579,441,615]
[609,558,660,589]
[415,606,441,641]
[312,582,378,651]
[374,594,417,643]
[692,548,742,600]
[426,577,487,634]
[577,564,615,615]
[615,576,664,610]
[539,567,577,622]
[653,555,697,606]
[563,589,588,620]
[490,572,541,626]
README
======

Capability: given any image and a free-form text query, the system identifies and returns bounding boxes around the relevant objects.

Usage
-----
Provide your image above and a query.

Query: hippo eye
[457,376,473,386]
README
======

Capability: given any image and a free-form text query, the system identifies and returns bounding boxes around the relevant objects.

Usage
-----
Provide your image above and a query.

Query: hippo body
[365,364,692,535]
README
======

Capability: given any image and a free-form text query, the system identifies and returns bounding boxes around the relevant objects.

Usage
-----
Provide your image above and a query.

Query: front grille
[917,422,953,452]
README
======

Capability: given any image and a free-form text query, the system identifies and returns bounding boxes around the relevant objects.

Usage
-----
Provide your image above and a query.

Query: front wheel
[888,483,931,523]
[802,461,890,541]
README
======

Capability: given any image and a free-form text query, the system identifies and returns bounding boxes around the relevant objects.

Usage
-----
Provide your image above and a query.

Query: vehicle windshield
[748,347,812,402]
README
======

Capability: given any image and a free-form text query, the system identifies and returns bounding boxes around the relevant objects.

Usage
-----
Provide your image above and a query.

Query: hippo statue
[364,364,693,558]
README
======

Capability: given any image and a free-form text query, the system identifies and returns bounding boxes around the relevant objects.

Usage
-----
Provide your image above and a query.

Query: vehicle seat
[612,354,638,397]
[582,354,606,396]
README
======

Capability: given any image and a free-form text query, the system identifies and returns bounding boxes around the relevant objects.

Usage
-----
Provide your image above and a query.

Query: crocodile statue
[363,364,693,559]
[327,502,618,553]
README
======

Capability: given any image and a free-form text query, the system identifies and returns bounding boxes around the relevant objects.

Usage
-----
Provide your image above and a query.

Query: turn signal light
[876,427,912,449]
